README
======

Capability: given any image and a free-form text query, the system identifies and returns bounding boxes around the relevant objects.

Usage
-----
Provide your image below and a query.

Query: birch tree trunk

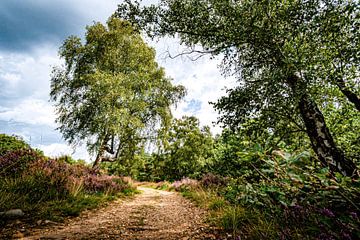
[287,75,358,177]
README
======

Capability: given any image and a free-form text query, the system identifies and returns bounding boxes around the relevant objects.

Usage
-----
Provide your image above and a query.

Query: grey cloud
[0,0,85,52]
[0,0,118,52]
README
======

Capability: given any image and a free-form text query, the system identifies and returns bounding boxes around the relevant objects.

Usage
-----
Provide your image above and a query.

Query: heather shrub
[29,159,72,186]
[0,177,28,211]
[0,134,135,229]
[19,173,69,202]
[0,149,44,177]
[67,176,84,197]
[1,155,134,212]
[27,159,131,196]
[83,175,129,195]
[171,177,199,191]
[200,173,228,188]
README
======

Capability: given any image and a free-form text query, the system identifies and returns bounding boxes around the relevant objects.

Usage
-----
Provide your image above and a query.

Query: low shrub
[208,198,226,210]
[0,149,44,177]
[220,206,246,234]
[82,175,129,195]
[156,182,171,190]
[171,177,199,191]
[169,149,360,239]
[200,173,228,188]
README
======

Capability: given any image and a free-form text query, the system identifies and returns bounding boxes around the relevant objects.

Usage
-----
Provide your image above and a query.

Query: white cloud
[37,143,91,161]
[0,44,60,104]
[151,39,237,134]
[0,98,56,127]
[1,72,21,85]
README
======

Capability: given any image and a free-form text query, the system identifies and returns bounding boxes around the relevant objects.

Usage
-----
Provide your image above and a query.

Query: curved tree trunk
[288,75,358,177]
[92,151,103,169]
[298,94,358,177]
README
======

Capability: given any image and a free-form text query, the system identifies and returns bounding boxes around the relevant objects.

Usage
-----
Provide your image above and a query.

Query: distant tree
[117,0,359,177]
[155,116,214,180]
[50,17,185,168]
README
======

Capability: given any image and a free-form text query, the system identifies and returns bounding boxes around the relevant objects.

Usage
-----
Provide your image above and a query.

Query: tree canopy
[117,0,359,176]
[50,17,185,167]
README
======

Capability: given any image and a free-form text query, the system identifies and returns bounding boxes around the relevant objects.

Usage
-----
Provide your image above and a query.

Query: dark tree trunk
[335,78,360,112]
[92,151,103,169]
[92,134,111,169]
[288,75,358,177]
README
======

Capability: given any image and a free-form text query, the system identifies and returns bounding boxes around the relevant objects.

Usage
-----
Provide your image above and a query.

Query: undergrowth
[171,151,360,240]
[0,134,136,227]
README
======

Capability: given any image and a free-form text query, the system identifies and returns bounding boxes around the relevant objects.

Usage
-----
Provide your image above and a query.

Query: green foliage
[154,116,214,180]
[0,134,30,156]
[208,198,226,211]
[117,0,359,127]
[117,0,360,177]
[172,173,360,239]
[166,142,359,239]
[50,17,185,167]
[56,154,87,165]
[115,1,360,238]
[104,151,150,179]
[320,87,360,163]
[106,116,215,181]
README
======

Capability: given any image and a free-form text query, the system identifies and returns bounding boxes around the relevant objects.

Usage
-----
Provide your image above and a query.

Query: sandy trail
[25,187,219,240]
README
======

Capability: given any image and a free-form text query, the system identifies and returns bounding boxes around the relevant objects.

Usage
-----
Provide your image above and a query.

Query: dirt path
[25,187,221,240]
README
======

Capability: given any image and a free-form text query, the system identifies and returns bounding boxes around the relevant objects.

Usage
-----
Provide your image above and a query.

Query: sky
[0,0,236,161]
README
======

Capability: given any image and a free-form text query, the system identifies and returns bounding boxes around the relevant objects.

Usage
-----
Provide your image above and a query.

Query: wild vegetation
[0,134,135,232]
[120,0,360,238]
[1,0,359,239]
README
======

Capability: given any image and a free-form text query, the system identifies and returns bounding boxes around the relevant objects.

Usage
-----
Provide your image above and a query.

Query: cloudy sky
[0,0,235,161]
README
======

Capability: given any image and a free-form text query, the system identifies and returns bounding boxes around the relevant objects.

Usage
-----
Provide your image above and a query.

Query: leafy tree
[117,0,359,176]
[50,17,185,168]
[155,116,214,180]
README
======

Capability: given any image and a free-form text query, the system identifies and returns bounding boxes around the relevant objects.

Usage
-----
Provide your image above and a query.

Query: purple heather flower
[350,211,358,219]
[320,208,335,218]
[342,233,351,240]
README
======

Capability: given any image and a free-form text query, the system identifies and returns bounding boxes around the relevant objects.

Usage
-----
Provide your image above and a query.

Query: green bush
[0,134,30,156]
